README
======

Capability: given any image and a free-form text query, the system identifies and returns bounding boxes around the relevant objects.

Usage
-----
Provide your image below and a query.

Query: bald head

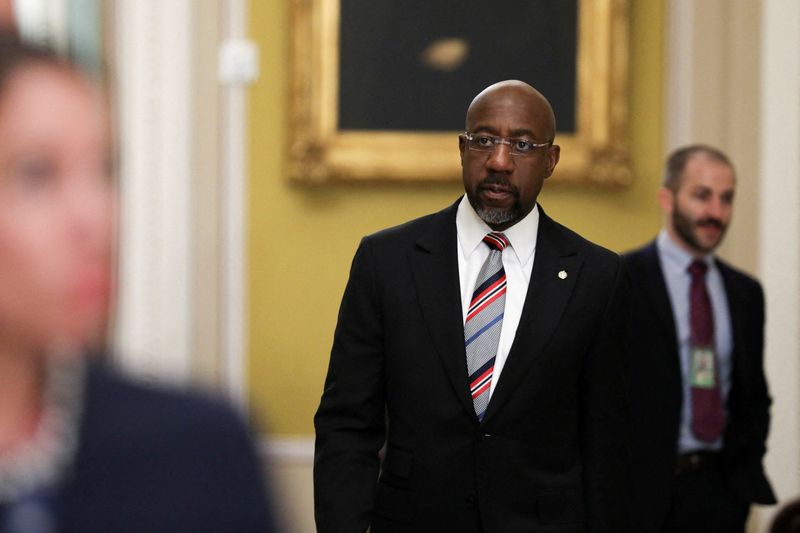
[459,80,561,231]
[465,80,557,142]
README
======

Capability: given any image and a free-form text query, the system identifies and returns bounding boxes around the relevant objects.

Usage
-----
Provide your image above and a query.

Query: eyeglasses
[460,132,551,156]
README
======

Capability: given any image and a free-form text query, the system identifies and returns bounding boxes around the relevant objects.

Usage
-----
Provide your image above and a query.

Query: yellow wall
[248,0,665,435]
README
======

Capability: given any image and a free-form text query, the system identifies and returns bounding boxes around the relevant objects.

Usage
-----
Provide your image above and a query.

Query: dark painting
[338,0,578,133]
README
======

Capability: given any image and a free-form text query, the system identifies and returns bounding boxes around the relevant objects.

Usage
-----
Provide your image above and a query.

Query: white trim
[262,436,316,532]
[112,1,193,383]
[219,0,251,408]
[664,0,694,152]
[260,436,315,466]
[758,0,800,526]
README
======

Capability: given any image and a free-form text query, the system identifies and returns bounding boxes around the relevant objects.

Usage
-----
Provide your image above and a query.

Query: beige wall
[664,0,762,277]
[246,0,666,436]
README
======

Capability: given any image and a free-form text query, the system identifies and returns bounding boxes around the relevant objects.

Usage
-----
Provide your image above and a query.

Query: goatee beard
[471,174,521,227]
[475,205,520,227]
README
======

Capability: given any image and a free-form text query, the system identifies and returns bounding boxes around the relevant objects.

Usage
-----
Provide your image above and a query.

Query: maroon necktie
[688,260,726,442]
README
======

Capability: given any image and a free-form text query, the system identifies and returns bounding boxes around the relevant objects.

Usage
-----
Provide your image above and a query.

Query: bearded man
[624,145,775,533]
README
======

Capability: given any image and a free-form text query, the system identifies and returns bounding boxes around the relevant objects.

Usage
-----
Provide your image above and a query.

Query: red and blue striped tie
[465,232,508,421]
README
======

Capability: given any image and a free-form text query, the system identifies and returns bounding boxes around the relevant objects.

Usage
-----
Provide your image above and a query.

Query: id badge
[690,346,716,388]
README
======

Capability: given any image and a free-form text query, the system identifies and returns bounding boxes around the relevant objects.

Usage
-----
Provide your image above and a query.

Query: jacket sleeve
[740,281,777,504]
[580,256,633,532]
[314,237,386,532]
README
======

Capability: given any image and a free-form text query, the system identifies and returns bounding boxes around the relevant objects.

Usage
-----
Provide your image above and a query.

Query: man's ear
[458,135,466,165]
[543,144,561,178]
[657,187,674,215]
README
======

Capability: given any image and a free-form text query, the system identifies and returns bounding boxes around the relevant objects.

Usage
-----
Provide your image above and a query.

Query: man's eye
[514,140,533,152]
[476,136,493,146]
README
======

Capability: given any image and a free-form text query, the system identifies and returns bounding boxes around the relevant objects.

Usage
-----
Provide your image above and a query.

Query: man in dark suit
[624,145,776,533]
[314,80,631,532]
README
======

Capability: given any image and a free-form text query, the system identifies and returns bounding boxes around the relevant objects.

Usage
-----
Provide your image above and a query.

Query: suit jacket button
[465,494,477,508]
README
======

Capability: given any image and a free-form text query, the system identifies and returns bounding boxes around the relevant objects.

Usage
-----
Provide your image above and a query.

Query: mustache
[696,218,724,229]
[479,174,519,195]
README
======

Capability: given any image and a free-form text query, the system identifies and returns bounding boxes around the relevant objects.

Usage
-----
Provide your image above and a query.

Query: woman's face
[0,64,113,354]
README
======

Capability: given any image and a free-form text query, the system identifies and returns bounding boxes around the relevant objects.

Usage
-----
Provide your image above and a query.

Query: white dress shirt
[456,194,539,400]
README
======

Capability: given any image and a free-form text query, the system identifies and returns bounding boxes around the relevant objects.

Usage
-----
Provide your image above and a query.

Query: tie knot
[483,232,509,252]
[688,259,708,278]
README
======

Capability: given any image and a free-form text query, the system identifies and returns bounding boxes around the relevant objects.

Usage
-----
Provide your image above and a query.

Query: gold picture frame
[288,0,631,185]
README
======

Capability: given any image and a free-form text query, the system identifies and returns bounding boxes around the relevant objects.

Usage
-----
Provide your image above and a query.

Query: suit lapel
[483,210,582,419]
[409,201,476,419]
[717,262,748,395]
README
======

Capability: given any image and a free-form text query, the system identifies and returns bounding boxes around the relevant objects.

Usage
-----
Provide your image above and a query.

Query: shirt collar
[656,229,715,273]
[456,194,539,267]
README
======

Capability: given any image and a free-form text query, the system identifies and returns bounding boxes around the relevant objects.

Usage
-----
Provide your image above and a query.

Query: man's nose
[707,197,728,219]
[485,143,514,173]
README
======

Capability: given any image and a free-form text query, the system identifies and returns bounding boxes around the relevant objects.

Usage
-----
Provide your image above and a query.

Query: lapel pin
[558,270,568,280]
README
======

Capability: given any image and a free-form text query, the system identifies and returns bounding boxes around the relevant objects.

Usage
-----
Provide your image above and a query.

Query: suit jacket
[624,241,776,533]
[314,200,631,533]
[53,361,277,533]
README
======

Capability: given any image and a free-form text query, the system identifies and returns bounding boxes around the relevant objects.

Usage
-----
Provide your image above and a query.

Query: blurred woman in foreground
[0,35,276,532]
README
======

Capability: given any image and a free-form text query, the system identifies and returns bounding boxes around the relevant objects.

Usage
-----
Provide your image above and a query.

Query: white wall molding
[758,0,800,526]
[261,436,315,466]
[110,0,254,398]
[112,1,193,383]
[219,0,251,408]
[261,436,315,533]
[664,0,694,151]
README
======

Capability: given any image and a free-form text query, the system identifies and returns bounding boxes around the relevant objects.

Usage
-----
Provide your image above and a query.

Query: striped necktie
[465,232,508,421]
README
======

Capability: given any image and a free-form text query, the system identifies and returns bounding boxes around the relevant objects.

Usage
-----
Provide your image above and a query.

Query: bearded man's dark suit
[314,199,631,533]
[624,242,775,532]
